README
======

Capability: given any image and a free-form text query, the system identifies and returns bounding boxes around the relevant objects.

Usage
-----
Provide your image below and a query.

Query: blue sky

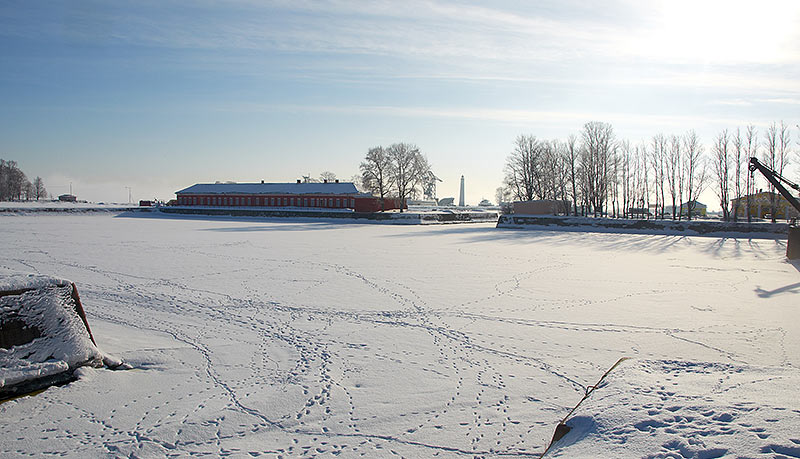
[2,0,799,206]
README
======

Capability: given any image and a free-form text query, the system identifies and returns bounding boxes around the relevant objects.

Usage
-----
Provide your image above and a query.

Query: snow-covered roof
[176,182,362,196]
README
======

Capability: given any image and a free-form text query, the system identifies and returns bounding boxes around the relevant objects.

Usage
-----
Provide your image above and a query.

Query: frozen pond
[1,213,799,457]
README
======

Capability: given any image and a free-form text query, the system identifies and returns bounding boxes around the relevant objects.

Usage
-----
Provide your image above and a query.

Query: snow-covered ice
[0,213,798,458]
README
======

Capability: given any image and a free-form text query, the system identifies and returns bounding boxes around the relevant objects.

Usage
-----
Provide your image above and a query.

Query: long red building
[175,181,405,213]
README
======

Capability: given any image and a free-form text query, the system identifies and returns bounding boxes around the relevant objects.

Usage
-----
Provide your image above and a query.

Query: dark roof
[176,182,363,196]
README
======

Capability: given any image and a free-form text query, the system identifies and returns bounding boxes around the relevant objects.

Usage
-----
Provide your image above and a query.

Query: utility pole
[125,187,132,204]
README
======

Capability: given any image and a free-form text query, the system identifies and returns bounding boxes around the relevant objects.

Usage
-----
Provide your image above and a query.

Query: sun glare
[637,0,799,64]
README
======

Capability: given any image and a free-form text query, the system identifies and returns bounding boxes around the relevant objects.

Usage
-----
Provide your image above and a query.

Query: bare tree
[22,180,34,200]
[609,145,621,218]
[619,140,631,217]
[495,186,510,207]
[712,129,731,221]
[581,121,615,216]
[676,139,685,221]
[319,171,337,183]
[756,121,791,222]
[360,146,395,210]
[778,120,791,221]
[731,128,744,221]
[421,171,441,201]
[0,159,29,201]
[350,174,364,192]
[386,143,430,212]
[763,123,779,222]
[33,176,47,201]
[665,135,681,219]
[503,135,546,202]
[639,143,650,218]
[565,135,580,216]
[745,125,758,222]
[546,140,565,207]
[650,134,667,219]
[555,141,571,214]
[683,130,707,220]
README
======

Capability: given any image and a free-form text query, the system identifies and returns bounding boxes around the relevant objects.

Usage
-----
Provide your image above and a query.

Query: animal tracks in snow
[1,216,798,457]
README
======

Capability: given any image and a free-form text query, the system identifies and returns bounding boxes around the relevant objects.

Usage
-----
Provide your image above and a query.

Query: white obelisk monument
[459,175,465,207]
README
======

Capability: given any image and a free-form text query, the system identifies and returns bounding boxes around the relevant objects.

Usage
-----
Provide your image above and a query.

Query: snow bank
[0,274,123,396]
[158,206,499,224]
[498,214,789,238]
[0,201,136,214]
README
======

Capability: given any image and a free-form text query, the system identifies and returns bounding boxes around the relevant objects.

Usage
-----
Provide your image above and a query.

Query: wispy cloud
[217,102,758,133]
[709,99,753,107]
[759,98,800,105]
[711,97,800,107]
[8,0,798,65]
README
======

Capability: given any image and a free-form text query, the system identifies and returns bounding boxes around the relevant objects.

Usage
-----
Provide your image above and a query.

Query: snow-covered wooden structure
[1,275,124,400]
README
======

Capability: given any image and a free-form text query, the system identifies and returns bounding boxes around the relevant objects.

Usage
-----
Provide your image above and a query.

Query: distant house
[58,194,77,202]
[731,191,800,220]
[626,207,651,218]
[407,199,437,206]
[175,181,405,213]
[512,199,570,215]
[684,201,707,217]
[664,201,707,218]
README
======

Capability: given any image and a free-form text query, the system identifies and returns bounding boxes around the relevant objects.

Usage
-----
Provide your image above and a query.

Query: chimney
[297,179,301,184]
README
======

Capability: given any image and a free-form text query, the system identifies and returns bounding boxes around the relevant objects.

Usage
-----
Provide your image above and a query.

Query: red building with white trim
[175,181,405,213]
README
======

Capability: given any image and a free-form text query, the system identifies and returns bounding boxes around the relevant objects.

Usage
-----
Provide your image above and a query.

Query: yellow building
[665,201,707,218]
[731,191,800,220]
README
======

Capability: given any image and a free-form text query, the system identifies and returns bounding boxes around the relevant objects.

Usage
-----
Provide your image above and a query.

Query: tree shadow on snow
[384,225,718,255]
[396,224,788,259]
[700,237,785,259]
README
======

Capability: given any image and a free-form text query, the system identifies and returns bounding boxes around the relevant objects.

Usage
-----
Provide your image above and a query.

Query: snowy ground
[1,213,798,458]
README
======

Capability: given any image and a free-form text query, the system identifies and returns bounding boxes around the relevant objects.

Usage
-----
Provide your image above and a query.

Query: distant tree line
[499,120,796,221]
[0,159,47,201]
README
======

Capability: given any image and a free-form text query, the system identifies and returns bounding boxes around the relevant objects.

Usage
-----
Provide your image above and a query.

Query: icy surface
[0,213,798,457]
[1,275,105,389]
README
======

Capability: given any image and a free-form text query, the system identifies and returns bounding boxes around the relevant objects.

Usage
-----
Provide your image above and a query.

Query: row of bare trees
[500,120,796,221]
[0,159,47,201]
[359,143,435,212]
[621,130,707,220]
[711,122,793,222]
